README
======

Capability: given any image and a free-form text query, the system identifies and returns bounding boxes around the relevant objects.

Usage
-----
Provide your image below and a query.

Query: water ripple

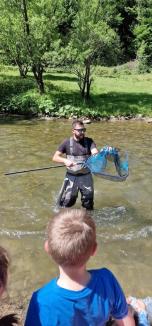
[97,225,152,241]
[92,206,128,224]
[0,228,44,238]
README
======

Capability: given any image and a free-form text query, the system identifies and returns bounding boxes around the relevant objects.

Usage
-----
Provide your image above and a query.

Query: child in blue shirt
[25,208,135,326]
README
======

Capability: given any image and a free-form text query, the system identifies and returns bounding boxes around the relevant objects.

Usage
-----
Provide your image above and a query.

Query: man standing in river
[52,120,98,210]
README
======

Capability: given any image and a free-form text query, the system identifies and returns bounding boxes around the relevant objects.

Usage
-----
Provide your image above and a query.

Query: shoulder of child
[90,267,117,281]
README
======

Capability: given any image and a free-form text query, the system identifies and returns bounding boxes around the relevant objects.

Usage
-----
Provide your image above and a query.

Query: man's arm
[52,150,75,167]
[115,314,135,326]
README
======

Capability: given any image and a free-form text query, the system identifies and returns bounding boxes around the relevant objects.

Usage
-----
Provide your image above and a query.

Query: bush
[0,93,38,115]
[137,42,150,73]
[39,98,56,115]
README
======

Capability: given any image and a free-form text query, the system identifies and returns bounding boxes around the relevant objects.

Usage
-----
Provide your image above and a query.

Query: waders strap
[69,137,89,156]
[69,137,74,155]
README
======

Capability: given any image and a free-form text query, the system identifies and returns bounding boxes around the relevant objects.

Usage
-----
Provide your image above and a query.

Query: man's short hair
[72,120,84,129]
[46,208,96,267]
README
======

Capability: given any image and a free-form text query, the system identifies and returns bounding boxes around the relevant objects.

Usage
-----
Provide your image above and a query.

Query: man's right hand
[64,159,76,167]
[52,151,76,167]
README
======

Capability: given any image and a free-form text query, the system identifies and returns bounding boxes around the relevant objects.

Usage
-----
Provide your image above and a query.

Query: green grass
[0,64,152,118]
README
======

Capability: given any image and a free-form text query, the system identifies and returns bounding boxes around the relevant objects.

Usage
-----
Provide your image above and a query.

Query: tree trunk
[32,64,45,94]
[86,63,91,99]
[21,0,44,93]
[81,80,86,98]
[22,0,30,36]
[17,62,28,78]
[80,61,91,100]
[15,47,28,78]
[19,67,27,78]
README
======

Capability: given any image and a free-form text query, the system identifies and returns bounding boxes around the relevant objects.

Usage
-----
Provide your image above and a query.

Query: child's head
[0,246,10,295]
[45,208,96,267]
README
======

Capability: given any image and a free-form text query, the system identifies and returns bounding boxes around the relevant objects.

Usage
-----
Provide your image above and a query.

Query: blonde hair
[0,246,10,290]
[46,208,96,267]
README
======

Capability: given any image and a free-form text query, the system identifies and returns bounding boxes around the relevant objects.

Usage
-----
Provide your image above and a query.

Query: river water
[0,118,152,300]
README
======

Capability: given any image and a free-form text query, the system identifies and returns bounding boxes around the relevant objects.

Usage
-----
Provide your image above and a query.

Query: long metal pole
[4,165,65,176]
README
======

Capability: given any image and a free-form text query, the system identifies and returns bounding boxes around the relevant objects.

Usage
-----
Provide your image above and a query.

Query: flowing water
[0,118,152,301]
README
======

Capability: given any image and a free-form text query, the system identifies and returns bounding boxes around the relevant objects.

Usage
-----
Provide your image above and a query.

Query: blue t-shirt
[24,268,128,326]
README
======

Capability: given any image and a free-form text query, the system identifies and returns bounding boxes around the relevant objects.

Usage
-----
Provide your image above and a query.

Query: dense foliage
[135,0,152,72]
[0,0,152,116]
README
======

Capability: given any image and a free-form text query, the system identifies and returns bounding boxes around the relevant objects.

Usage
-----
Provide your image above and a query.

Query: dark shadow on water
[0,115,40,125]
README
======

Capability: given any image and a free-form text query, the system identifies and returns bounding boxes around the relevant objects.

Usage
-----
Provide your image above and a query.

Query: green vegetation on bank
[0,64,152,118]
[1,0,152,104]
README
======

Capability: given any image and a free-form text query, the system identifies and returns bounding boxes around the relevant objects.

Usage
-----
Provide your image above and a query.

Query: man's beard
[75,134,84,141]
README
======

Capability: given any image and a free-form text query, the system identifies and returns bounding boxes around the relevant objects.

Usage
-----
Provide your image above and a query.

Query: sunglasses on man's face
[74,128,86,132]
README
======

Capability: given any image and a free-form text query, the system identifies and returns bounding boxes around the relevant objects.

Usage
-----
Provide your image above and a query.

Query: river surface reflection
[0,118,152,299]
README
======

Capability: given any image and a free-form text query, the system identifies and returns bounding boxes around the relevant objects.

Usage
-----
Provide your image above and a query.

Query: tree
[66,0,120,100]
[20,0,59,93]
[134,0,152,72]
[0,0,60,93]
[95,0,137,62]
[0,0,29,77]
[57,0,79,44]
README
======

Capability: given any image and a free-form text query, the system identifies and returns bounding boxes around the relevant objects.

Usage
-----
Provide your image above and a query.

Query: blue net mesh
[84,146,129,182]
[85,151,107,174]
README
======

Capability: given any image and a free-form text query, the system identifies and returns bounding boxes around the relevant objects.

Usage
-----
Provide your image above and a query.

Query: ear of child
[44,240,49,254]
[91,242,97,257]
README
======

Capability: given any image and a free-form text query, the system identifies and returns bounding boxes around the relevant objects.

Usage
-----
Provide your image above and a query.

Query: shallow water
[0,118,152,299]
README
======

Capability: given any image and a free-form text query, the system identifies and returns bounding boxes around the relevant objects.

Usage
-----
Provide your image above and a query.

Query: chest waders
[57,137,94,210]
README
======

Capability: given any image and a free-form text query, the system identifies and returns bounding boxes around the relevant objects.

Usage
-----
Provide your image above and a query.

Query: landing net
[85,146,129,182]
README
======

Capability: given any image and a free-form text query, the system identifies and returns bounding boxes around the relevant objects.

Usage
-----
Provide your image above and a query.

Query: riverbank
[0,112,152,124]
[1,64,152,119]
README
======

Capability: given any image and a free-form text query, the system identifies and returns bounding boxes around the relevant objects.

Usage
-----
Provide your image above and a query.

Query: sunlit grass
[0,65,152,117]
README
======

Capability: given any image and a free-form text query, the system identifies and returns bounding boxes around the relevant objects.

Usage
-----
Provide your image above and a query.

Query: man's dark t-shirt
[58,137,96,156]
